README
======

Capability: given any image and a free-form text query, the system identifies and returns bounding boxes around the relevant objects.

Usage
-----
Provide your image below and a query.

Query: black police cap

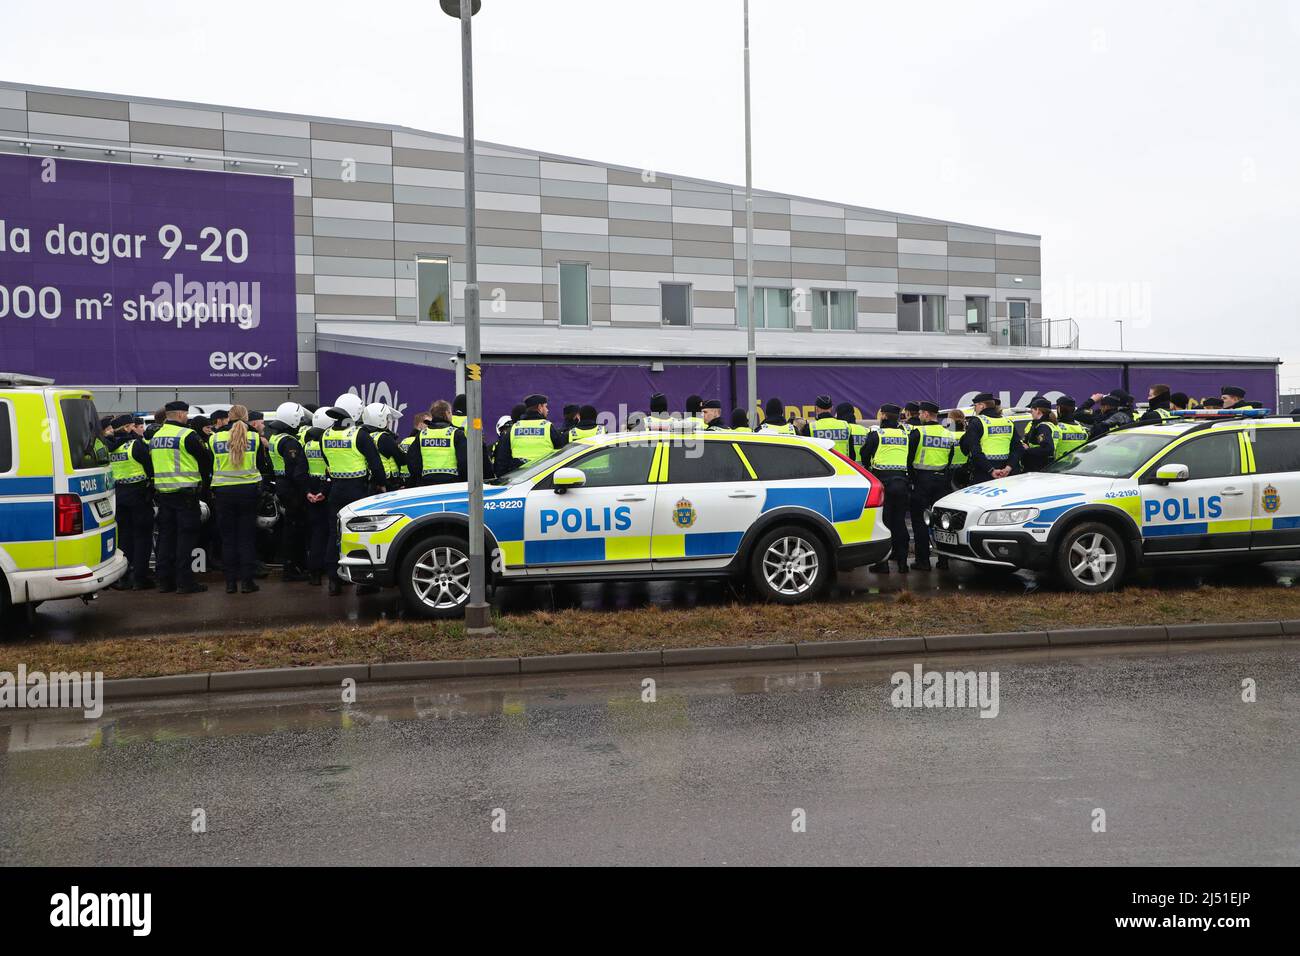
[919,401,940,414]
[524,394,547,407]
[701,398,722,410]
[209,408,229,419]
[1221,385,1246,398]
[815,394,833,409]
[1055,395,1077,407]
[453,393,467,413]
[562,404,580,417]
[579,404,599,419]
[249,411,264,421]
[835,402,856,421]
[972,392,996,404]
[1098,393,1122,406]
[904,401,920,412]
[1027,397,1052,410]
[880,403,902,416]
[764,397,785,417]
[164,400,189,411]
[110,414,136,428]
[649,392,668,412]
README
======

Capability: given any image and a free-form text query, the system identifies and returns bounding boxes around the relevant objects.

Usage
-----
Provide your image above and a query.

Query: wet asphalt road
[0,639,1295,865]
[11,559,1300,644]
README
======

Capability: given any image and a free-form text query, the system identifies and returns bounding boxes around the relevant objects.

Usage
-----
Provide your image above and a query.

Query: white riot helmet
[385,405,402,430]
[257,493,282,530]
[334,393,365,422]
[312,407,336,431]
[274,401,304,428]
[361,402,390,430]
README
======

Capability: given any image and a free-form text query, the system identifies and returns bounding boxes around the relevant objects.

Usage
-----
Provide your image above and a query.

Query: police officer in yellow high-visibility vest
[568,404,606,442]
[149,401,213,594]
[322,404,388,596]
[808,394,853,458]
[494,394,566,473]
[908,401,953,570]
[960,392,1021,484]
[209,405,273,594]
[303,406,336,586]
[1138,384,1176,423]
[860,403,911,574]
[1020,397,1058,473]
[757,397,796,435]
[451,393,468,431]
[108,414,155,590]
[839,402,868,462]
[681,395,709,432]
[701,399,730,430]
[407,399,468,486]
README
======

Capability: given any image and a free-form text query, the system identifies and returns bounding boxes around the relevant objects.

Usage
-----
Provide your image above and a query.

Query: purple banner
[1127,366,1278,408]
[318,350,454,430]
[0,154,297,385]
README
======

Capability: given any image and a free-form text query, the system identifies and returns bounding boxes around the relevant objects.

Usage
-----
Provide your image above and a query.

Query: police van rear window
[60,397,108,470]
[1250,428,1300,474]
[739,442,833,481]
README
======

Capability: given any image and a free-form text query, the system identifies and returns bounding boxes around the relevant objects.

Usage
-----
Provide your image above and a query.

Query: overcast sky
[5,0,1297,389]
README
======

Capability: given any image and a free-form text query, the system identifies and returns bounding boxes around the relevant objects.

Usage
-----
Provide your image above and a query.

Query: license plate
[93,499,113,519]
[933,530,959,546]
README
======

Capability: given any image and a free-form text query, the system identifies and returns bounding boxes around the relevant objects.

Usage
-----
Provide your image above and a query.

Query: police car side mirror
[1155,463,1189,485]
[552,468,586,494]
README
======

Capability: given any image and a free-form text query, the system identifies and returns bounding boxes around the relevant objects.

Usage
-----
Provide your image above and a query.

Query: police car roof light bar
[0,372,56,387]
[1169,408,1272,419]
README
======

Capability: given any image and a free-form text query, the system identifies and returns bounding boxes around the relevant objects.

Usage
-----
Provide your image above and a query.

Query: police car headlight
[979,507,1039,526]
[345,514,403,533]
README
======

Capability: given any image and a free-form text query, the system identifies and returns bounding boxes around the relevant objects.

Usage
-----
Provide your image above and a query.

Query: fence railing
[987,317,1079,349]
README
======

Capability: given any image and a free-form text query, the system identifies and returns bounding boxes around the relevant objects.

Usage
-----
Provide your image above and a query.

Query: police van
[930,410,1300,591]
[0,374,126,623]
[337,430,892,617]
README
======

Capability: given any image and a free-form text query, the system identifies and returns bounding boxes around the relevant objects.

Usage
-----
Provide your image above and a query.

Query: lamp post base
[464,602,495,635]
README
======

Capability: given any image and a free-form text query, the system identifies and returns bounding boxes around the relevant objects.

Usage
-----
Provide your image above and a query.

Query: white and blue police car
[336,429,891,617]
[930,410,1300,591]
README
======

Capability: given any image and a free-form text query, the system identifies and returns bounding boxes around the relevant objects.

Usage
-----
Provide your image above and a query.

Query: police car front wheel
[1055,522,1127,593]
[749,525,830,604]
[399,534,472,618]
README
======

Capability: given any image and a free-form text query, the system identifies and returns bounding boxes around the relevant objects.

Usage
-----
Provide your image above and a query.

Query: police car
[336,430,892,617]
[0,374,126,624]
[930,410,1300,591]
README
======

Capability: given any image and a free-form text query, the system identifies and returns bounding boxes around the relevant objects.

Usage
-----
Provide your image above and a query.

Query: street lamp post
[440,0,492,634]
[743,0,757,427]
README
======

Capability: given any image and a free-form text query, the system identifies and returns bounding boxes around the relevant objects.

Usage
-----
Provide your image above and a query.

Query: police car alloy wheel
[398,534,472,618]
[750,525,830,604]
[1055,522,1127,593]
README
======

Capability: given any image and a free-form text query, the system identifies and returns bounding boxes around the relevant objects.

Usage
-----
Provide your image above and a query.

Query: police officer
[362,403,405,490]
[757,397,796,434]
[961,392,1020,484]
[1169,391,1191,412]
[322,403,388,596]
[861,404,911,574]
[1020,398,1057,471]
[108,414,155,590]
[1221,385,1260,409]
[267,402,311,582]
[561,403,581,434]
[840,403,867,463]
[809,395,852,457]
[209,408,229,432]
[409,399,468,486]
[399,411,430,485]
[495,394,566,472]
[451,393,468,430]
[947,408,971,488]
[1050,398,1091,461]
[701,399,728,430]
[1201,396,1225,409]
[682,395,708,431]
[903,402,922,429]
[568,405,604,442]
[1087,392,1133,440]
[303,406,335,587]
[1138,384,1175,423]
[248,410,266,436]
[1055,395,1081,426]
[144,409,166,441]
[645,393,675,431]
[209,405,273,594]
[730,408,752,431]
[908,401,952,570]
[150,401,212,594]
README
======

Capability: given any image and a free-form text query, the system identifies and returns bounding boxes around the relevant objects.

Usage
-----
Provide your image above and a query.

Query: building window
[897,293,946,332]
[661,283,692,327]
[736,285,793,329]
[965,295,988,333]
[813,290,856,331]
[417,256,451,323]
[559,262,590,327]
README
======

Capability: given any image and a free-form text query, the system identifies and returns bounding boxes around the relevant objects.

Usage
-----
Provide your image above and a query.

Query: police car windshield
[1044,432,1176,479]
[489,443,582,486]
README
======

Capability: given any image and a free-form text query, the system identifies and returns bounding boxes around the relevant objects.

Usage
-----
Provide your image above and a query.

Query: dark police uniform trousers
[876,472,912,567]
[276,480,309,573]
[115,482,154,586]
[214,485,260,587]
[909,470,950,565]
[327,477,372,584]
[306,490,332,575]
[155,490,201,589]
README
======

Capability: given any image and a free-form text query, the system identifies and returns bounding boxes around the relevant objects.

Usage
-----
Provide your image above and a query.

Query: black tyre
[397,534,473,619]
[748,524,831,605]
[1055,521,1127,593]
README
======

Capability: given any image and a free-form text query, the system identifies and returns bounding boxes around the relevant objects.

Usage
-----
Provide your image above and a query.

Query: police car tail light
[55,494,83,536]
[831,450,885,508]
[979,507,1039,526]
[346,514,402,533]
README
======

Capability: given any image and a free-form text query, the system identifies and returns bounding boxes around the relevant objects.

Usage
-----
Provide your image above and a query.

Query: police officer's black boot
[308,571,322,587]
[328,578,343,597]
[240,580,260,594]
[936,556,949,570]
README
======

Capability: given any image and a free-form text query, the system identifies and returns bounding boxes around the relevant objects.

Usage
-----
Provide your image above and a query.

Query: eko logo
[209,351,277,371]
